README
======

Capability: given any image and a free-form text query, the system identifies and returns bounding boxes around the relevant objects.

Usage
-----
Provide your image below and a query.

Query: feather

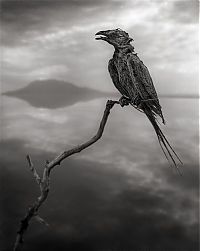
[126,55,165,124]
[143,104,182,175]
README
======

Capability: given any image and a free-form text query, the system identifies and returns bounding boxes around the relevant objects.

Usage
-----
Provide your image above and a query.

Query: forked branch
[14,99,121,251]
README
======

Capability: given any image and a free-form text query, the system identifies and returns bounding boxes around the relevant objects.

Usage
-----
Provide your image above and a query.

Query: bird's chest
[113,54,138,93]
[114,56,129,74]
[114,55,130,80]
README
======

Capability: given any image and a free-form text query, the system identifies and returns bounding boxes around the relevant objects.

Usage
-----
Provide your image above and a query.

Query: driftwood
[13,99,122,251]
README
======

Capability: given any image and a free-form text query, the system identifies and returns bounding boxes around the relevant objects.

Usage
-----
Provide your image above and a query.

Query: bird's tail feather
[143,106,183,175]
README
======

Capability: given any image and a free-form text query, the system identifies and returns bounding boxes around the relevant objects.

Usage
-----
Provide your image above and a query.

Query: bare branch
[14,99,121,251]
[47,100,120,172]
[34,215,49,227]
[26,155,41,185]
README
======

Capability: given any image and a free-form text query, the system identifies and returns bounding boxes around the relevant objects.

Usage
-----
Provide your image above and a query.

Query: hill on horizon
[3,79,114,109]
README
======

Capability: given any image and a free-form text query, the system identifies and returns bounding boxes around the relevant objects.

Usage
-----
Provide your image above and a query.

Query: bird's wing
[127,54,165,122]
[127,54,159,102]
[108,58,130,97]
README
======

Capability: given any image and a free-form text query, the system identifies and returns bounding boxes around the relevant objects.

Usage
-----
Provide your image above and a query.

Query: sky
[0,1,199,251]
[1,0,199,94]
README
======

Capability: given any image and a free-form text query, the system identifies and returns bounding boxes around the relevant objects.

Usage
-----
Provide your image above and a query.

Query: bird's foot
[119,96,130,107]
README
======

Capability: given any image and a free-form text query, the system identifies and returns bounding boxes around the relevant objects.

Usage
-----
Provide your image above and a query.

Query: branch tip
[26,155,33,167]
[34,215,49,227]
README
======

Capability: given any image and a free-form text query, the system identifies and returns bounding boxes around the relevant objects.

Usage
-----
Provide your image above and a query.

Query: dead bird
[95,28,182,173]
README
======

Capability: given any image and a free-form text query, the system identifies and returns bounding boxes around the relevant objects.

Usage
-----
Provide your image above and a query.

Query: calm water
[1,96,199,251]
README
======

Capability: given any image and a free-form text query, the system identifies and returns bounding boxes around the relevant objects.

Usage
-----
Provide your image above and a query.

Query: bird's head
[95,28,133,49]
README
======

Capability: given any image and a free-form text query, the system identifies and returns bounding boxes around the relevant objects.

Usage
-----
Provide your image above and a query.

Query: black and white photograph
[0,0,199,250]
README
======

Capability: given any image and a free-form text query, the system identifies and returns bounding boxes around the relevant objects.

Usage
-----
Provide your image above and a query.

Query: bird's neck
[113,44,136,57]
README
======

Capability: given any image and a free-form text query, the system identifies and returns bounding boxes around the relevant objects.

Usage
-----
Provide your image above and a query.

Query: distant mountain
[3,79,113,109]
[159,94,199,99]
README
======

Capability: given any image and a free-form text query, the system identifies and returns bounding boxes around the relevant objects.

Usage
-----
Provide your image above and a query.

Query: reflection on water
[1,96,199,251]
[2,96,198,161]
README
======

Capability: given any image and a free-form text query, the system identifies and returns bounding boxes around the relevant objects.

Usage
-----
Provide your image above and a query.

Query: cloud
[0,0,120,46]
[167,0,199,24]
[1,0,198,94]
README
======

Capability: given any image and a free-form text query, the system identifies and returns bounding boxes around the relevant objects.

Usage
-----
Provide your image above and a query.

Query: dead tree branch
[13,99,121,251]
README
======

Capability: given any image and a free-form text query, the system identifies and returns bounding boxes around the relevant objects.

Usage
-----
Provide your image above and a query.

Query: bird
[95,28,182,173]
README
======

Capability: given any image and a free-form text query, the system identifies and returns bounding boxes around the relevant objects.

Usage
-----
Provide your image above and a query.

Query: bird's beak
[95,30,109,40]
[128,37,134,42]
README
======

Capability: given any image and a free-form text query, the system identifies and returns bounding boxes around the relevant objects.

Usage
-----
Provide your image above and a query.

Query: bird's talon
[119,97,130,107]
[119,102,124,107]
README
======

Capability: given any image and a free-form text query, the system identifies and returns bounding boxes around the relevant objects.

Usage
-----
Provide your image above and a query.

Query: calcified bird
[95,28,182,172]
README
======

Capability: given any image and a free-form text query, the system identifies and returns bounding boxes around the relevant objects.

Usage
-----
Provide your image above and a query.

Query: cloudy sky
[1,0,198,94]
[1,1,199,251]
